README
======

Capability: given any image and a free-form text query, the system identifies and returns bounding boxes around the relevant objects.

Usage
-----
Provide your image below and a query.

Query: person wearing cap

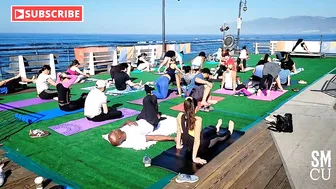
[84,80,123,122]
[191,52,207,72]
[187,68,214,111]
[56,72,88,112]
[157,50,184,73]
[114,63,143,91]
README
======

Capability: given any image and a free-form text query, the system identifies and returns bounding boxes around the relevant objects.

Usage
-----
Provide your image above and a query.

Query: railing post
[49,54,56,80]
[18,55,27,78]
[150,45,155,65]
[255,43,258,54]
[88,52,95,75]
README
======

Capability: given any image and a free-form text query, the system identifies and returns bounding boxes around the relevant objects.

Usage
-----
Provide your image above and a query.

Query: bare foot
[228,120,234,135]
[208,99,218,104]
[53,97,58,101]
[266,90,271,97]
[256,90,261,96]
[139,80,143,86]
[216,119,223,132]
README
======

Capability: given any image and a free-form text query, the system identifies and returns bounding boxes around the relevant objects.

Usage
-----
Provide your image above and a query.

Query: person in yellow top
[175,97,234,164]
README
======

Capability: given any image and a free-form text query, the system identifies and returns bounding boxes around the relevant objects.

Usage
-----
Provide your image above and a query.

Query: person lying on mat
[191,52,207,71]
[137,53,153,72]
[280,53,297,73]
[175,97,235,164]
[56,72,88,112]
[0,74,36,94]
[157,50,184,73]
[108,119,176,147]
[66,59,90,83]
[137,85,165,128]
[36,65,58,100]
[152,58,183,98]
[187,68,214,111]
[115,63,143,91]
[84,80,122,122]
[257,61,284,97]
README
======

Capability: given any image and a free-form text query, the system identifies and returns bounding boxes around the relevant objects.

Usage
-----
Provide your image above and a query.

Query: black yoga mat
[151,128,245,175]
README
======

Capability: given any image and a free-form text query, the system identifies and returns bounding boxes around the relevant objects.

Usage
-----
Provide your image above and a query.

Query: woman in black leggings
[0,75,35,94]
[56,73,87,112]
[175,97,235,164]
[257,62,284,97]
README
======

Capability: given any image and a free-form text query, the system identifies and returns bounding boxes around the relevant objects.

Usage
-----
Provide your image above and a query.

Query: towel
[102,115,177,150]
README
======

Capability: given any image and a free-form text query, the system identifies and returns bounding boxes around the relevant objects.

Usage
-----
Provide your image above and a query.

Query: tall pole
[162,0,166,58]
[222,23,226,50]
[236,0,242,51]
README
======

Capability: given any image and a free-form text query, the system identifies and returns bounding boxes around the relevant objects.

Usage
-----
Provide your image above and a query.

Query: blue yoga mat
[206,61,219,65]
[15,108,84,124]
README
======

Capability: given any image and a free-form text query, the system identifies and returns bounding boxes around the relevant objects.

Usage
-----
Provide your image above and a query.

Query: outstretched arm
[145,135,175,142]
[176,113,183,149]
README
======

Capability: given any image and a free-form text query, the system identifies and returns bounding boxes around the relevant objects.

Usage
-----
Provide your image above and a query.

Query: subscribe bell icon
[15,9,24,19]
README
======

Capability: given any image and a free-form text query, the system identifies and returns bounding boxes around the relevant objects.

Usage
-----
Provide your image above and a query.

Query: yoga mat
[244,67,255,72]
[151,127,245,174]
[128,92,179,105]
[247,90,288,101]
[0,98,53,112]
[15,108,83,124]
[105,88,142,95]
[81,85,114,91]
[49,108,140,136]
[206,61,219,65]
[170,96,224,112]
[86,78,99,82]
[213,89,235,95]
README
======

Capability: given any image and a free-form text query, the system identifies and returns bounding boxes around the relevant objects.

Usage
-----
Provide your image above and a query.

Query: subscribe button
[11,5,83,22]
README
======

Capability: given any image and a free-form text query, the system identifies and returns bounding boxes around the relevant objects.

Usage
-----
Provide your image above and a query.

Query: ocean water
[0,33,335,77]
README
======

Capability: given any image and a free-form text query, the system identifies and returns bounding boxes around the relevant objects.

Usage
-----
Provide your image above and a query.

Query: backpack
[268,113,293,133]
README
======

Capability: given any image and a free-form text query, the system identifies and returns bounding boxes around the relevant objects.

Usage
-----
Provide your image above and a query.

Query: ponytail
[183,98,197,130]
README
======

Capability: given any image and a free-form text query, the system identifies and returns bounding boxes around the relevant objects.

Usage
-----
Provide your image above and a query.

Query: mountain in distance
[229,16,336,34]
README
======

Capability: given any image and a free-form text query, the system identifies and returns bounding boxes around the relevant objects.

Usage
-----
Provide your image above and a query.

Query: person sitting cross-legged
[114,63,143,92]
[84,80,123,122]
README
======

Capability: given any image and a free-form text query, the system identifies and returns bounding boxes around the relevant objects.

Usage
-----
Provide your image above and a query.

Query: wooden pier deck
[0,149,58,189]
[165,121,292,189]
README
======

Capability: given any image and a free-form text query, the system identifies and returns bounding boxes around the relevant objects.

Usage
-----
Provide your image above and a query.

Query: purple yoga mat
[49,108,140,136]
[0,98,53,112]
[128,93,179,105]
[213,89,235,95]
[247,90,288,101]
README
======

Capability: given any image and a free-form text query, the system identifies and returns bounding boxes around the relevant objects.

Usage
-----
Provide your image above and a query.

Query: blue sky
[1,0,335,34]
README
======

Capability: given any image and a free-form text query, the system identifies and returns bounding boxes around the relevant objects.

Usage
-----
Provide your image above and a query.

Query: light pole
[236,0,247,51]
[220,23,229,50]
[162,0,181,58]
[162,0,166,58]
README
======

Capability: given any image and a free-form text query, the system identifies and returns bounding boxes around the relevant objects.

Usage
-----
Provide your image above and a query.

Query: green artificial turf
[1,55,336,189]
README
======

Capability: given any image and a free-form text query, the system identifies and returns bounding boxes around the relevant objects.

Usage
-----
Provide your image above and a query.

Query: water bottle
[0,162,4,187]
[143,155,151,167]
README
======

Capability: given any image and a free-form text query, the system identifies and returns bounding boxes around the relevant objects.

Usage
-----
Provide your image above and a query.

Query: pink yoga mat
[49,108,140,136]
[247,90,288,101]
[213,89,235,95]
[128,93,179,105]
[0,98,53,112]
[171,96,225,112]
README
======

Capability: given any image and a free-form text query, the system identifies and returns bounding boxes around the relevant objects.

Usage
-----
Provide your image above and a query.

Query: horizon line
[0,32,335,35]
